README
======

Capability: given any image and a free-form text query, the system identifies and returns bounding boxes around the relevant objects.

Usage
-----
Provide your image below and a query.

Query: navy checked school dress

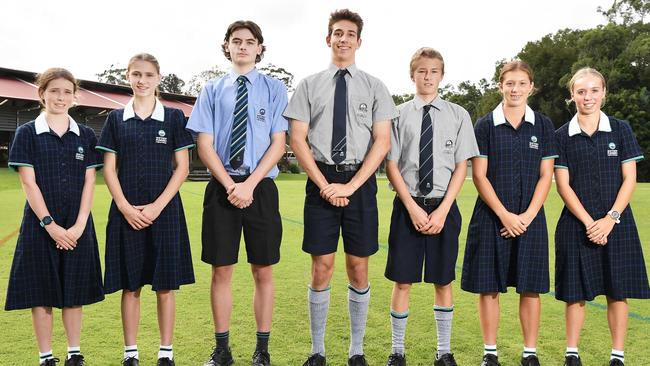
[461,111,558,294]
[5,121,105,310]
[97,107,195,293]
[554,117,650,302]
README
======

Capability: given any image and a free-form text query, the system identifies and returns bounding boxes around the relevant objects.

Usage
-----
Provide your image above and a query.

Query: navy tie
[331,69,348,164]
[419,105,434,195]
[229,75,248,169]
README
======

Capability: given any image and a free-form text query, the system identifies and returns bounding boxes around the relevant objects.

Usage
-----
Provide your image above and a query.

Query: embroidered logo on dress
[608,142,618,157]
[75,146,84,161]
[529,135,539,150]
[359,103,368,112]
[156,129,168,144]
[531,136,538,143]
[256,108,266,122]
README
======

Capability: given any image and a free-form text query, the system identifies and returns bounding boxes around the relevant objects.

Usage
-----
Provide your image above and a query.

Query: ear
[357,37,362,49]
[326,35,332,47]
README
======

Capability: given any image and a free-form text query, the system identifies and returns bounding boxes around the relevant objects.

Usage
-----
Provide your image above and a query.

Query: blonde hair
[127,53,161,97]
[409,47,445,77]
[567,67,606,93]
[36,68,78,107]
[499,60,534,83]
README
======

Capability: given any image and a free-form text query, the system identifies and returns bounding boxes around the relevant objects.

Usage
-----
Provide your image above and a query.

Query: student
[5,68,104,366]
[554,67,649,366]
[384,47,479,366]
[186,20,287,366]
[97,53,195,366]
[461,60,558,366]
[284,9,398,366]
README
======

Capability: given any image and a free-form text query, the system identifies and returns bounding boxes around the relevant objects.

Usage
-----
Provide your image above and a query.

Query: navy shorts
[302,163,378,257]
[201,176,282,266]
[385,197,461,284]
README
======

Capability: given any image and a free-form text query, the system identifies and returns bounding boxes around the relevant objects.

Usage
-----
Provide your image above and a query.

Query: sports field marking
[0,228,19,247]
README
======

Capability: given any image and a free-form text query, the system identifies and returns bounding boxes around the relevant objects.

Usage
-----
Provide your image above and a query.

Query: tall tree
[186,66,226,96]
[598,0,650,25]
[159,73,186,94]
[259,64,295,91]
[96,64,128,85]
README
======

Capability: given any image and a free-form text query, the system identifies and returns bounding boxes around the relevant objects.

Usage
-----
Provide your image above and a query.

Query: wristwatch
[39,215,54,227]
[607,210,621,224]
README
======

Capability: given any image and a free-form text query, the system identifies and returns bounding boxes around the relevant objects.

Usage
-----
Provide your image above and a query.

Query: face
[40,78,75,115]
[127,60,161,98]
[326,20,361,64]
[226,28,262,67]
[571,74,606,115]
[411,57,444,98]
[499,70,534,108]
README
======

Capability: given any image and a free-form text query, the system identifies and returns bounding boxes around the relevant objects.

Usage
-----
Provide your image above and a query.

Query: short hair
[499,60,534,83]
[328,9,363,38]
[127,53,161,97]
[409,47,445,77]
[567,67,606,93]
[222,20,266,63]
[36,68,78,107]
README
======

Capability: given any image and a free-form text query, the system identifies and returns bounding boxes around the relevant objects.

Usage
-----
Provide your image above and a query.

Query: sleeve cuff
[542,155,559,160]
[8,162,33,172]
[174,144,196,152]
[476,154,488,158]
[96,145,117,154]
[87,163,104,170]
[554,164,568,169]
[622,155,644,164]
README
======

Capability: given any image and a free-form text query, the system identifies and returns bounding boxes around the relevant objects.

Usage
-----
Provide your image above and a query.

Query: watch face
[611,211,621,219]
[42,216,53,225]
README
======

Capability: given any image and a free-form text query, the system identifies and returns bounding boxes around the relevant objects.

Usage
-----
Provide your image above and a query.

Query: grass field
[0,168,649,366]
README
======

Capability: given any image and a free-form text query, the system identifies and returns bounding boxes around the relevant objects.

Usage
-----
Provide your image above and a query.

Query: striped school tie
[419,105,434,195]
[229,75,248,169]
[331,69,348,164]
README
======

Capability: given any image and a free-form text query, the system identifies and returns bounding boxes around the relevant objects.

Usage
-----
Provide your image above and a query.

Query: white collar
[35,113,80,136]
[492,102,535,126]
[568,111,611,136]
[123,98,165,121]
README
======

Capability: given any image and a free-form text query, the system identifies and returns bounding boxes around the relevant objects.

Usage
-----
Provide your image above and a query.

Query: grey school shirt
[284,63,398,164]
[387,95,479,198]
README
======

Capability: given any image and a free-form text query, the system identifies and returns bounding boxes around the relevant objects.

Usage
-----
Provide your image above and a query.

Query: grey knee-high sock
[348,284,371,357]
[434,305,454,357]
[390,309,409,355]
[308,286,331,356]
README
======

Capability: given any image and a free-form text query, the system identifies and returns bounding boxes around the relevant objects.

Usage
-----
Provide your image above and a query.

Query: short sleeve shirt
[388,95,479,198]
[186,68,289,178]
[284,63,398,164]
[555,112,644,216]
[8,114,102,222]
[474,103,559,212]
[96,100,195,205]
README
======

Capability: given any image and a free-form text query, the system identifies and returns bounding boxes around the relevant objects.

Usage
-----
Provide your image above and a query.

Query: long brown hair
[36,68,78,107]
[127,53,161,97]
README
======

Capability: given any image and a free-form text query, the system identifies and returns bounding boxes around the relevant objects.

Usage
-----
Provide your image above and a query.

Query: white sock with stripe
[124,345,138,360]
[158,345,173,360]
[39,350,54,364]
[67,346,81,360]
[484,344,497,356]
[611,349,624,363]
[565,347,579,358]
[523,346,536,358]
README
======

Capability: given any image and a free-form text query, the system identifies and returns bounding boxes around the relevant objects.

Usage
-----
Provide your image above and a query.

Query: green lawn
[0,169,649,365]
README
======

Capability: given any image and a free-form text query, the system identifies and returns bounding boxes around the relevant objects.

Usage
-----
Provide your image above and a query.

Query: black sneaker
[252,350,270,366]
[520,355,540,366]
[481,354,501,366]
[386,353,406,366]
[435,353,457,366]
[204,347,234,366]
[564,356,582,366]
[123,357,139,366]
[42,359,60,366]
[65,355,85,366]
[609,359,624,366]
[302,353,326,366]
[157,357,175,366]
[348,354,368,366]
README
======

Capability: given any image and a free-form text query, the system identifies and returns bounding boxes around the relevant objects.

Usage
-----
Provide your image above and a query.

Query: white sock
[39,350,53,364]
[158,345,173,359]
[566,347,579,358]
[124,345,138,360]
[523,346,536,358]
[611,349,624,362]
[67,346,81,360]
[484,344,497,356]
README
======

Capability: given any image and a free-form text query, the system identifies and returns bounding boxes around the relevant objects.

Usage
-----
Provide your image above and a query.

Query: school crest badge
[529,135,539,150]
[156,129,168,144]
[608,142,618,157]
[75,146,85,160]
[359,103,368,112]
[257,108,266,122]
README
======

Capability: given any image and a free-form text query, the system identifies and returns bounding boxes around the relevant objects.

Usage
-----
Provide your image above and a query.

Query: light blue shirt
[186,68,289,178]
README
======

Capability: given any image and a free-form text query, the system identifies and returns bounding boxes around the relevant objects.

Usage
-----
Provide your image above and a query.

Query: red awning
[76,88,125,109]
[0,76,39,101]
[160,99,194,117]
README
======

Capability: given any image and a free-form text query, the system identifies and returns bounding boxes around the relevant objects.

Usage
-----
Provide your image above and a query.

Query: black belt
[317,161,361,172]
[411,196,443,207]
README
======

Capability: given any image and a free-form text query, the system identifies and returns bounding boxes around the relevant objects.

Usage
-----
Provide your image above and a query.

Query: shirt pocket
[254,103,269,125]
[350,95,372,129]
[440,134,457,155]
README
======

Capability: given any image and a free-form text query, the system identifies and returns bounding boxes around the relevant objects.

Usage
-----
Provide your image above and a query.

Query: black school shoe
[520,355,540,366]
[386,353,406,366]
[122,357,139,366]
[480,354,501,366]
[42,359,60,366]
[348,354,368,366]
[303,354,326,366]
[204,347,234,366]
[609,359,624,366]
[157,357,175,366]
[64,355,85,366]
[564,356,582,366]
[434,353,458,366]
[252,350,271,366]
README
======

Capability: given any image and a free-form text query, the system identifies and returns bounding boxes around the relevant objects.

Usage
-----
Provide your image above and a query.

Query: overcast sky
[2,0,613,94]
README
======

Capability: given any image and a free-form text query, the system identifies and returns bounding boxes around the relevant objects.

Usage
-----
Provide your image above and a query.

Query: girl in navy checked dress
[554,68,649,366]
[97,54,195,366]
[5,68,104,366]
[461,61,558,366]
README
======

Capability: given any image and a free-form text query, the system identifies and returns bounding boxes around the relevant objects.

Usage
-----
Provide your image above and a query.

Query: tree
[440,79,500,122]
[598,0,650,25]
[186,66,226,96]
[259,64,295,91]
[392,93,414,106]
[96,64,128,85]
[159,73,186,94]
